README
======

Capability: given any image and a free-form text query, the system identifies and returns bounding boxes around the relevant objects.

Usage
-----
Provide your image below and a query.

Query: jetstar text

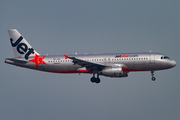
[115,54,138,58]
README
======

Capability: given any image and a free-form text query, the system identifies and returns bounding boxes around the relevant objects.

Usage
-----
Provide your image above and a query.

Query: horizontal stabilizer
[5,58,28,64]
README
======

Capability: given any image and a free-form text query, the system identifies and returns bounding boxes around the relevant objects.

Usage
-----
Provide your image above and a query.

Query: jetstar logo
[121,55,129,58]
[29,54,47,69]
[115,55,129,58]
[10,36,34,60]
[115,54,138,58]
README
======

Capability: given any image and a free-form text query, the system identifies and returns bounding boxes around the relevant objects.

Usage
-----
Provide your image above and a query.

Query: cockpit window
[161,56,170,59]
[164,56,170,59]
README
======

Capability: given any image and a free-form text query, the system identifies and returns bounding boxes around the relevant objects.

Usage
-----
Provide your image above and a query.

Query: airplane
[5,29,176,83]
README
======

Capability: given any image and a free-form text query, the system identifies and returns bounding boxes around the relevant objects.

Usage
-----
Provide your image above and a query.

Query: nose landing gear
[151,71,156,81]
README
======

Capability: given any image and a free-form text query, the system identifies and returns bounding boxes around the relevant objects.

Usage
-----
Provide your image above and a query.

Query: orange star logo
[29,54,47,69]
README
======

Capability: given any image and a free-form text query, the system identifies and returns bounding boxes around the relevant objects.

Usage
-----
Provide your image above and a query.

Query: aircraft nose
[171,60,176,67]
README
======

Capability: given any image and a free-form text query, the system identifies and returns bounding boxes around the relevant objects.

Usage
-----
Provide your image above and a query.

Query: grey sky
[0,0,180,120]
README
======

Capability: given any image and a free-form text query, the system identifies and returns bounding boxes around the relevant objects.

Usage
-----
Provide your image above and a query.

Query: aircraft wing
[64,55,106,71]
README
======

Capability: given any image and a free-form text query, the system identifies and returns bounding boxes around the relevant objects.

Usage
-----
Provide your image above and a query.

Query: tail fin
[8,29,39,60]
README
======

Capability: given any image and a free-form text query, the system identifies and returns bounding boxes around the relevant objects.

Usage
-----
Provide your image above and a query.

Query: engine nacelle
[100,67,128,77]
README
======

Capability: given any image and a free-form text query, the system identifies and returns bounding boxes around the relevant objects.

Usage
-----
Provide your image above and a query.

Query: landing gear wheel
[95,78,100,83]
[90,77,101,83]
[90,77,96,83]
[151,71,156,81]
[91,71,101,84]
[151,77,156,81]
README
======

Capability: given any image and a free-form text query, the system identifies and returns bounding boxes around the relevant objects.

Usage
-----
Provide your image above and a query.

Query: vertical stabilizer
[8,29,39,60]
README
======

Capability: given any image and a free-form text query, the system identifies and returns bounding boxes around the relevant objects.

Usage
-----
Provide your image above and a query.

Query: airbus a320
[5,29,176,83]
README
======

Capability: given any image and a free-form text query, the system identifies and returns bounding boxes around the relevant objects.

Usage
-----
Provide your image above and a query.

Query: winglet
[64,55,69,59]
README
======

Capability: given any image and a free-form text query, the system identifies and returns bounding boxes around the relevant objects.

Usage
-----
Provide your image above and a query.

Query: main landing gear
[90,72,101,84]
[90,77,100,83]
[151,71,156,81]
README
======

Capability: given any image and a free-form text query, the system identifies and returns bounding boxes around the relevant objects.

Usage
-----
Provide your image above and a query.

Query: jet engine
[100,67,128,77]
